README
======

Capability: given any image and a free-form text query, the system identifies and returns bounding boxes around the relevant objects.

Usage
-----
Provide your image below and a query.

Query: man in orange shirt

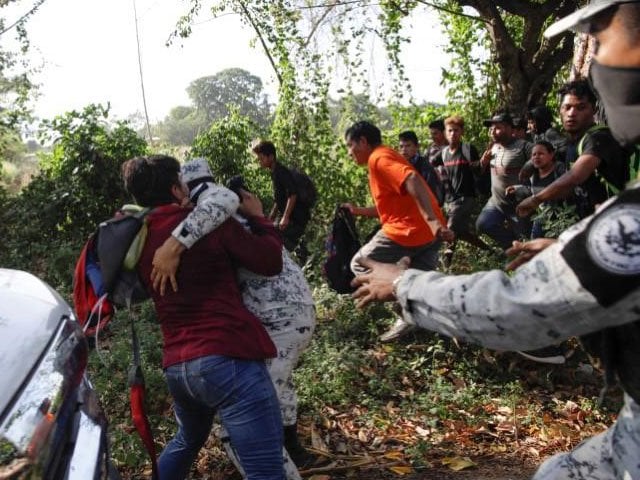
[343,121,453,341]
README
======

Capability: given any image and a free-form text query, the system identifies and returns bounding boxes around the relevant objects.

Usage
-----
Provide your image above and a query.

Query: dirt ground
[302,456,538,479]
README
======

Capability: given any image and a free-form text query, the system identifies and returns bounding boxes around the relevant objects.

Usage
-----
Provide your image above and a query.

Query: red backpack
[73,205,158,479]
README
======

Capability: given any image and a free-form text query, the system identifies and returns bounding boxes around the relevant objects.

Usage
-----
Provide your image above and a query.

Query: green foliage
[534,202,580,238]
[153,105,208,146]
[187,68,271,128]
[189,107,272,199]
[0,104,147,287]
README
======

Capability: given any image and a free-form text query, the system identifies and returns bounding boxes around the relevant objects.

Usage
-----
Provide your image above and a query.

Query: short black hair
[398,130,419,145]
[529,105,553,132]
[534,140,555,154]
[428,119,445,131]
[251,139,277,158]
[559,79,597,107]
[345,121,382,147]
[122,154,181,207]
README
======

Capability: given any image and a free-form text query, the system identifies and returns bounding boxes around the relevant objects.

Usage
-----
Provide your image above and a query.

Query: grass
[86,241,622,478]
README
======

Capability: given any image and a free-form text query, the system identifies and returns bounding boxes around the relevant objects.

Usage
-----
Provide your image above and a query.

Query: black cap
[483,113,514,127]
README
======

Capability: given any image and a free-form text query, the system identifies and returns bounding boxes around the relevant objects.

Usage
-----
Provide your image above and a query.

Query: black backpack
[291,168,318,207]
[323,206,361,294]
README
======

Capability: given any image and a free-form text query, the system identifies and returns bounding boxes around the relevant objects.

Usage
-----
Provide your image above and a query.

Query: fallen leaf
[389,465,414,474]
[442,456,477,471]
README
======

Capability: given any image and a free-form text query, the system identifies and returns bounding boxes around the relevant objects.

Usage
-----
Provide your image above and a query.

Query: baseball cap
[544,0,636,38]
[483,112,513,127]
[181,158,215,189]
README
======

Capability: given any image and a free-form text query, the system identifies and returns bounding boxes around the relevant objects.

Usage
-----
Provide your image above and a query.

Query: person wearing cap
[517,79,630,220]
[121,154,286,480]
[351,2,640,478]
[475,112,533,250]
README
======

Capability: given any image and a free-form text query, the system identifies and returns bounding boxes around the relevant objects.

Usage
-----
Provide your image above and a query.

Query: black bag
[291,168,318,207]
[323,206,361,293]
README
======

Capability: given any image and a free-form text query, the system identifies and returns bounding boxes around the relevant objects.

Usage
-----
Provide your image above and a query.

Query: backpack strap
[127,301,159,480]
[574,125,623,197]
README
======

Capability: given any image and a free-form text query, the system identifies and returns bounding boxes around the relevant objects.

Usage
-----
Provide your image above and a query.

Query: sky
[7,0,451,123]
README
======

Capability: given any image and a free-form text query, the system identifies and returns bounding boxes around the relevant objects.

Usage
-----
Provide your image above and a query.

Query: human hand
[341,202,355,214]
[515,196,539,218]
[505,238,557,271]
[278,216,289,230]
[437,227,455,243]
[237,190,264,218]
[151,236,186,295]
[505,185,516,196]
[351,256,411,308]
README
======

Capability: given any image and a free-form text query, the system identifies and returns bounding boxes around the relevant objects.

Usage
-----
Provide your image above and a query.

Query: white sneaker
[379,317,417,342]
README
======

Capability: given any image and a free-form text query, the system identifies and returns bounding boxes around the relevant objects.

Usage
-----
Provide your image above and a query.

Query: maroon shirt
[137,204,282,368]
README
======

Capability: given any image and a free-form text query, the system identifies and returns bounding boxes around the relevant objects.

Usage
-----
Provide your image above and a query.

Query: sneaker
[441,248,454,270]
[379,317,417,343]
[517,346,567,365]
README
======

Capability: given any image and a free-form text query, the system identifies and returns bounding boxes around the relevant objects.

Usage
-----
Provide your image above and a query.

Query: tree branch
[234,1,283,86]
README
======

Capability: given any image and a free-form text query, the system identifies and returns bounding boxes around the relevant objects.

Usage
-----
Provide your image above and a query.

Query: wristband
[392,273,404,298]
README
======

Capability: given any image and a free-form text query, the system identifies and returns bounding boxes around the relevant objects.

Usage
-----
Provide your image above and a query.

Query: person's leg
[262,304,318,469]
[262,304,315,426]
[533,394,640,480]
[475,202,516,250]
[350,229,413,275]
[216,358,285,480]
[158,362,216,480]
[282,219,309,264]
[217,426,301,480]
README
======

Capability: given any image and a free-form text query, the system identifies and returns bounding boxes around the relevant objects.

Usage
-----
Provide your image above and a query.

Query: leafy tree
[186,68,271,127]
[0,0,45,162]
[0,104,147,280]
[154,105,208,146]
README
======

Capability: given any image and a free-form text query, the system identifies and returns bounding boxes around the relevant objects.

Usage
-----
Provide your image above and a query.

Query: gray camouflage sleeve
[395,240,602,351]
[171,185,240,249]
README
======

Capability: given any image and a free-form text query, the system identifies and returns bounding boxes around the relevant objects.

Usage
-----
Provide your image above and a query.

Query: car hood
[0,269,75,413]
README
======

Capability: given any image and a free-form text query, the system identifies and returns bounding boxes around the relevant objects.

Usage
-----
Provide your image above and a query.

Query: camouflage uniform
[173,169,315,480]
[394,184,640,479]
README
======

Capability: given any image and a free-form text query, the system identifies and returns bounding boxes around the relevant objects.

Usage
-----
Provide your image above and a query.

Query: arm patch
[561,187,640,306]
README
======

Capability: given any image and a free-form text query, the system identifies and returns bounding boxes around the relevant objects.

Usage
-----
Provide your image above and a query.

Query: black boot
[283,424,319,470]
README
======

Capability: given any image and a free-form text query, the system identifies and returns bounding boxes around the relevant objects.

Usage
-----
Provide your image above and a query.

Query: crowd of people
[110,1,639,479]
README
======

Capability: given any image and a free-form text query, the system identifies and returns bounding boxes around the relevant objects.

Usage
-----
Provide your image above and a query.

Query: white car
[0,268,119,480]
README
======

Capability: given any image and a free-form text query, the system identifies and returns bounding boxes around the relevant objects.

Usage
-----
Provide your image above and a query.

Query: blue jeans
[476,202,531,250]
[159,355,284,480]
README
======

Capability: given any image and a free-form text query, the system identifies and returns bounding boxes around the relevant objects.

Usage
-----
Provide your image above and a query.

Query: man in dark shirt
[528,105,568,164]
[517,80,630,219]
[252,140,311,262]
[398,130,444,206]
[434,115,492,266]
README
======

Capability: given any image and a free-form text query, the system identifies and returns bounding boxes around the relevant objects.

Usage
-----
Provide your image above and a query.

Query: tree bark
[455,0,579,114]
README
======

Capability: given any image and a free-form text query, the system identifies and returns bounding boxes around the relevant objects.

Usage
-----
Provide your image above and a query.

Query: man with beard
[351,1,640,478]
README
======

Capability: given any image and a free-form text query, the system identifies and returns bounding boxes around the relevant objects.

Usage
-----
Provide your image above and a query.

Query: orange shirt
[368,145,446,247]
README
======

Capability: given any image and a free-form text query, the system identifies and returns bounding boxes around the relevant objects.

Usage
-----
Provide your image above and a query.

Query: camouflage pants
[534,394,640,480]
[261,303,316,426]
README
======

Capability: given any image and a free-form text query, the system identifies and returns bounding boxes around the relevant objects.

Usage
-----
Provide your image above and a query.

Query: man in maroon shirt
[122,155,286,480]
